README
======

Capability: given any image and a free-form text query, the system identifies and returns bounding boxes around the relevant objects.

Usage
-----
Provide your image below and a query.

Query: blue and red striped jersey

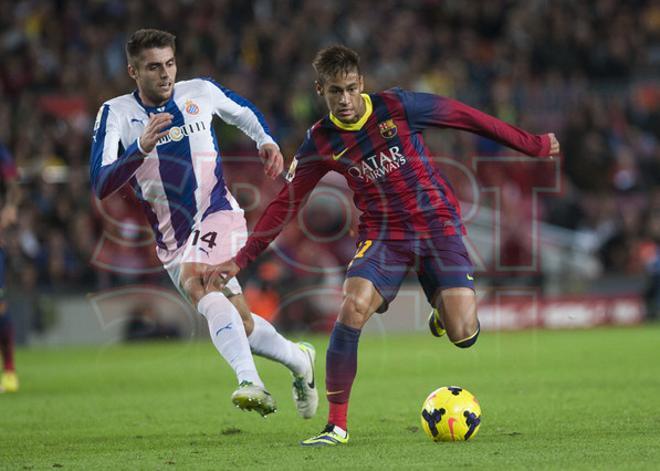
[235,88,550,269]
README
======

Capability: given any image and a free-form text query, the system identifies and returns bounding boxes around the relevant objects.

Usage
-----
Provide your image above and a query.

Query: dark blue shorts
[346,236,474,313]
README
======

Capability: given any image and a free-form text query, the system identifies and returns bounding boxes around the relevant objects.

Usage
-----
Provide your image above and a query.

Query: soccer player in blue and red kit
[0,142,21,393]
[207,45,560,445]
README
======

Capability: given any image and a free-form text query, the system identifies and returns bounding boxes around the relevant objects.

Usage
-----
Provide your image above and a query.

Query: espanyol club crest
[378,119,397,139]
[185,100,199,115]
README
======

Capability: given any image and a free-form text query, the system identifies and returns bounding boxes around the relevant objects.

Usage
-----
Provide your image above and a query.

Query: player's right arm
[89,104,171,199]
[205,147,330,287]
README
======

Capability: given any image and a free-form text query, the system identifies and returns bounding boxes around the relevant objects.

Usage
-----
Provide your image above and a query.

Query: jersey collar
[132,88,176,113]
[329,94,372,131]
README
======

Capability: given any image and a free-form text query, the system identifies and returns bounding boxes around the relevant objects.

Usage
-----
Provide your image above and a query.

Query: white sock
[248,313,307,376]
[197,292,263,387]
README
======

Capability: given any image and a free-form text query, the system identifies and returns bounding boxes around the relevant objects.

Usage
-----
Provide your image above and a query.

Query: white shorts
[157,210,247,302]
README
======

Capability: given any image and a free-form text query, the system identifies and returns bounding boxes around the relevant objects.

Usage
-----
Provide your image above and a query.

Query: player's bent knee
[452,321,481,349]
[339,296,371,328]
[183,277,206,307]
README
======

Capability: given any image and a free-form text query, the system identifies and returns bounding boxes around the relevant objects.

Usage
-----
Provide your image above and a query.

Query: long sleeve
[89,104,144,199]
[234,156,330,269]
[400,90,551,157]
[204,78,278,150]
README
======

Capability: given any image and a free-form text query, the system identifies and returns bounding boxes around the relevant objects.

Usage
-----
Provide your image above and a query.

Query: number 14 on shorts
[191,230,218,249]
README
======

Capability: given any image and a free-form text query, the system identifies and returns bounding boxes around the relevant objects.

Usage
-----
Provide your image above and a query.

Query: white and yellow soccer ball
[420,386,481,442]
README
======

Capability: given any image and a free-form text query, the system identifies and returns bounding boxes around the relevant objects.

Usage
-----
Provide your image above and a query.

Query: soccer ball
[420,386,481,442]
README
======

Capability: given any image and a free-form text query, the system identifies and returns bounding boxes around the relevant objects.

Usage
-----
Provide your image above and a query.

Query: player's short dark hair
[126,29,176,65]
[313,45,361,84]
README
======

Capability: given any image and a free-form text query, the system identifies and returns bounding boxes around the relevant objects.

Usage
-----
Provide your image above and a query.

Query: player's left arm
[204,79,283,178]
[402,90,560,157]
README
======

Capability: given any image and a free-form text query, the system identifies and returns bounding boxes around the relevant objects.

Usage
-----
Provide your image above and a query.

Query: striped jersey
[90,78,276,252]
[235,88,550,269]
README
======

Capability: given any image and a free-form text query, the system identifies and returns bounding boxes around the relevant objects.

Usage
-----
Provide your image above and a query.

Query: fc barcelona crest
[378,119,397,139]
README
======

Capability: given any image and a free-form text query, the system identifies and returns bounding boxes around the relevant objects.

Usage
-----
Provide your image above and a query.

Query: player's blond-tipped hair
[313,45,361,84]
[125,29,176,65]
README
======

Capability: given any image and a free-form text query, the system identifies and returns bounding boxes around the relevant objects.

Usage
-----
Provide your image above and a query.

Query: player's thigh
[178,211,247,304]
[182,210,247,265]
[416,235,477,338]
[339,276,385,329]
[345,239,412,316]
[416,235,474,305]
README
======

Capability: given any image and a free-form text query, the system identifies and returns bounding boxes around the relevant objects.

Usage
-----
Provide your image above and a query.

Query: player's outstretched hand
[204,258,241,291]
[139,113,173,154]
[547,133,560,156]
[259,143,284,179]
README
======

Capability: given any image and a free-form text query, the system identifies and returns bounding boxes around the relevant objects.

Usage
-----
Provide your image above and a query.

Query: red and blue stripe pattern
[236,88,550,268]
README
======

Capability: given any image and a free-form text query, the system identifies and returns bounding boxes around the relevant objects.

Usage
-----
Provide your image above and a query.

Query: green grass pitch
[2,326,659,469]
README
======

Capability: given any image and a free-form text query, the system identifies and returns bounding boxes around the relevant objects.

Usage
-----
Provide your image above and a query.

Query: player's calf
[183,266,254,334]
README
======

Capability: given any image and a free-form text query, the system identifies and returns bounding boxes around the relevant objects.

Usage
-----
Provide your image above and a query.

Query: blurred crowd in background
[1,0,659,329]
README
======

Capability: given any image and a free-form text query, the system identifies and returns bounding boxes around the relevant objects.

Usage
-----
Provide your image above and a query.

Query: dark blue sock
[326,322,361,429]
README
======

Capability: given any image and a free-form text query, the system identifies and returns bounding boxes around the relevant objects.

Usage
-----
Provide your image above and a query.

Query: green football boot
[300,424,349,447]
[231,381,277,417]
[428,308,447,338]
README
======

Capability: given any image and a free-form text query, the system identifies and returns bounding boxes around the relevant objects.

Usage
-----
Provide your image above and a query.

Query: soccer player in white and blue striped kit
[90,29,317,418]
